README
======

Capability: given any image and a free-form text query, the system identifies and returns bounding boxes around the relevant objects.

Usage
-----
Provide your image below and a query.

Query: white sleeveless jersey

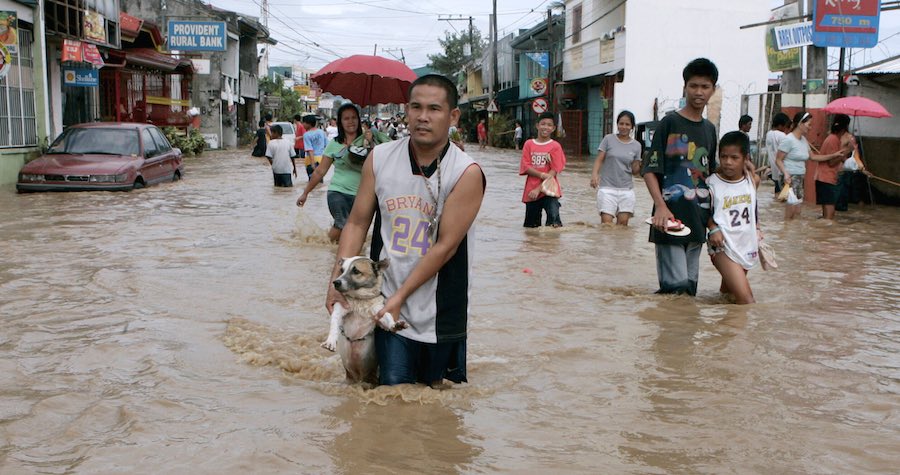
[371,138,479,343]
[708,173,759,270]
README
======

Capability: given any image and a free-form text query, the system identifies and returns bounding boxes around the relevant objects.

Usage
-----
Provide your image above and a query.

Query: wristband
[707,227,721,237]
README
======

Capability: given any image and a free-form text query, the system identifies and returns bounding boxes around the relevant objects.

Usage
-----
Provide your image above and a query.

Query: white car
[271,121,296,149]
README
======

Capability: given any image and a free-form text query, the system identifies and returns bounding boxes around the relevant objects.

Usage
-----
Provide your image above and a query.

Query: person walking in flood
[774,111,848,221]
[296,103,384,243]
[325,74,485,387]
[251,119,267,158]
[706,131,760,304]
[302,115,328,178]
[590,110,642,226]
[765,112,791,196]
[265,124,297,187]
[520,111,566,228]
[642,58,719,296]
[477,118,487,150]
[815,114,854,221]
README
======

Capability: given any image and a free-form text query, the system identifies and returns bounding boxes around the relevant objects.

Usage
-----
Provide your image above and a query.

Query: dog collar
[339,325,372,342]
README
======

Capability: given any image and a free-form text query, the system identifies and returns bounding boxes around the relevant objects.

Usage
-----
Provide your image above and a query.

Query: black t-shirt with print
[642,112,718,244]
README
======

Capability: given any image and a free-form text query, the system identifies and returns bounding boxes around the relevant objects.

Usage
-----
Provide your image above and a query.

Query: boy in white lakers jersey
[706,131,760,304]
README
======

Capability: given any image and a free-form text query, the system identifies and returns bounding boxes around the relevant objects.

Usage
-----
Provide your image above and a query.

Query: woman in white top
[775,111,846,221]
[590,110,643,225]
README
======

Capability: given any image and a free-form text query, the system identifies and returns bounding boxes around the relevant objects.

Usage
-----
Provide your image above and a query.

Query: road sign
[812,0,881,48]
[531,98,548,114]
[487,100,499,113]
[774,21,814,50]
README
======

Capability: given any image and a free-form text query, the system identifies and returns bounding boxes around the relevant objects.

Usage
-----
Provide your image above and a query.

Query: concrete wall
[563,0,626,81]
[848,76,900,139]
[613,0,770,137]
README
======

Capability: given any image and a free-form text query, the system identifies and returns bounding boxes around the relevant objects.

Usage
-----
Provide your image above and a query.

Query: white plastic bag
[786,188,802,205]
[843,156,860,171]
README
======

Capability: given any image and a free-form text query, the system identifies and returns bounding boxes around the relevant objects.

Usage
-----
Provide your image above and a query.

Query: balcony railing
[240,70,258,99]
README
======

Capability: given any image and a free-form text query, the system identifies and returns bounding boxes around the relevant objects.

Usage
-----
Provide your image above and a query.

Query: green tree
[259,76,305,121]
[428,26,486,76]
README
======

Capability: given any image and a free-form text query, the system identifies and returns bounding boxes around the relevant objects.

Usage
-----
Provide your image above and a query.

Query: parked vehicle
[271,121,296,148]
[16,123,184,192]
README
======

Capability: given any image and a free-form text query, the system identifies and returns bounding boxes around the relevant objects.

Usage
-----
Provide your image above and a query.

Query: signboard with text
[774,21,814,50]
[63,68,99,87]
[766,3,801,71]
[813,0,881,48]
[167,21,227,51]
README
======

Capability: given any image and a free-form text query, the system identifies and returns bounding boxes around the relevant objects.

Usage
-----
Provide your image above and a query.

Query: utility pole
[438,15,475,57]
[383,48,406,64]
[492,0,499,97]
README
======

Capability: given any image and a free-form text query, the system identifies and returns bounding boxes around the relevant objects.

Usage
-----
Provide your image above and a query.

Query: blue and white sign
[525,52,550,70]
[63,68,99,87]
[167,21,227,51]
[812,0,881,48]
[774,21,814,50]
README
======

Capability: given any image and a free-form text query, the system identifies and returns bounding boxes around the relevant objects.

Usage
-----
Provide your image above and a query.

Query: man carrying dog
[326,74,486,387]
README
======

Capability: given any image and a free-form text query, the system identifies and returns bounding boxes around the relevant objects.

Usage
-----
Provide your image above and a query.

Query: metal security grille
[0,27,37,148]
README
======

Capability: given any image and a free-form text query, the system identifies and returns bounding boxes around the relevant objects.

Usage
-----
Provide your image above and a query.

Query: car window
[150,127,172,153]
[48,128,141,156]
[142,129,159,158]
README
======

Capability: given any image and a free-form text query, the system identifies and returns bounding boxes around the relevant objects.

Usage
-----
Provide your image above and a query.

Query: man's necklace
[410,143,448,240]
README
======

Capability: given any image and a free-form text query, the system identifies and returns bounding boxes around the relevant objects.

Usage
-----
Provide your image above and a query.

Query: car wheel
[173,171,181,182]
[133,179,145,190]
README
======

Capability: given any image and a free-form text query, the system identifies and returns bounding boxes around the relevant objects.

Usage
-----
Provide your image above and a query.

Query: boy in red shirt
[519,112,566,227]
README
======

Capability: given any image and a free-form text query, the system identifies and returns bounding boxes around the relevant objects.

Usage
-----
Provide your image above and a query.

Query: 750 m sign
[813,0,881,48]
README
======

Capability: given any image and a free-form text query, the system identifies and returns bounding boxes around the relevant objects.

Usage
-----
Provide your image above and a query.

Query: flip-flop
[644,218,692,237]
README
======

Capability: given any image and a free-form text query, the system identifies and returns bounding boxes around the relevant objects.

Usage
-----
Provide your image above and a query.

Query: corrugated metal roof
[854,55,900,74]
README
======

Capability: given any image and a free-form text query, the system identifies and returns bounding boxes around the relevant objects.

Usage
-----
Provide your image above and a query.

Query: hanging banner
[0,11,17,53]
[62,39,84,62]
[0,43,11,79]
[812,0,881,48]
[82,43,104,67]
[525,52,550,70]
[63,67,99,87]
[167,21,227,51]
[84,10,107,44]
[766,4,801,72]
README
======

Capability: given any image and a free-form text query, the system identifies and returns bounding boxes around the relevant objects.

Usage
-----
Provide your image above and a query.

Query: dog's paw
[392,320,408,331]
[321,340,337,352]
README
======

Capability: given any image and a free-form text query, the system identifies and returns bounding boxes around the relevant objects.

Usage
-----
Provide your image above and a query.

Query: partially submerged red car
[16,123,184,192]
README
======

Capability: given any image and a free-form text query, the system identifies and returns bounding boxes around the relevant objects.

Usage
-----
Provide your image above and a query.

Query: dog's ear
[375,258,390,273]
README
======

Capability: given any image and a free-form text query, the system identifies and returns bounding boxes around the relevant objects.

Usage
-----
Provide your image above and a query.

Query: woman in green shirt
[296,103,368,242]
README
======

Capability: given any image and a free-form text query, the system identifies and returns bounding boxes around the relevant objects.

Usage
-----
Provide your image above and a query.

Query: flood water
[1,146,898,474]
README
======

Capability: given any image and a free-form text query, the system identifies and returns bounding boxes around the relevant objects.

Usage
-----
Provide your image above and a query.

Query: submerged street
[1,147,898,473]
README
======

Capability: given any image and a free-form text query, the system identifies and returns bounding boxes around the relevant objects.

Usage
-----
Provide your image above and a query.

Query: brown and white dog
[322,256,406,384]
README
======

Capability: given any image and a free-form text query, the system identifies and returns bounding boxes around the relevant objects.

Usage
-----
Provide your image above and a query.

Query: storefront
[0,0,49,185]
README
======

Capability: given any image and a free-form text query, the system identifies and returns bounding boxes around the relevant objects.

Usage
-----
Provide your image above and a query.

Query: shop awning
[111,49,193,72]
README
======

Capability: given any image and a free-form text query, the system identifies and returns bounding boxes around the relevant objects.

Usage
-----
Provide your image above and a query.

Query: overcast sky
[207,0,900,72]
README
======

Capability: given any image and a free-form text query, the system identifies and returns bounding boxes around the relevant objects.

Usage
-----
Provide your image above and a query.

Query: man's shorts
[374,328,467,386]
[305,154,322,168]
[789,174,805,201]
[596,187,636,216]
[273,173,292,187]
[326,190,355,230]
[815,180,840,205]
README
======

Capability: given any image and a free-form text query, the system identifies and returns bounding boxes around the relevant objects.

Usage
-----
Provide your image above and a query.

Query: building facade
[563,0,770,153]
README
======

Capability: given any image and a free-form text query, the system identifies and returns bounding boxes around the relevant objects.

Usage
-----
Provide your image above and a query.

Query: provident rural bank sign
[167,21,227,51]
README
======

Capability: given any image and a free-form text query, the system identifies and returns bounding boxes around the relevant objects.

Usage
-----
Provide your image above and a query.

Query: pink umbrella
[311,55,418,106]
[823,96,892,118]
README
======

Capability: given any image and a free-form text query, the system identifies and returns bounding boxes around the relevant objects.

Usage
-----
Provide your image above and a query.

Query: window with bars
[45,0,120,48]
[0,25,37,148]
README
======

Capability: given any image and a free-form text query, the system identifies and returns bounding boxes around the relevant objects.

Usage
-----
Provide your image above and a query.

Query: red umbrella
[311,55,418,106]
[823,96,892,118]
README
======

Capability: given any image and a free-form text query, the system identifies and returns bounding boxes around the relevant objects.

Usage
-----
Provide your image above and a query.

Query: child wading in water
[519,112,566,227]
[706,131,761,304]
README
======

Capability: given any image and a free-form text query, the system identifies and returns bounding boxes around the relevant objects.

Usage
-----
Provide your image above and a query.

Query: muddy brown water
[1,147,898,473]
